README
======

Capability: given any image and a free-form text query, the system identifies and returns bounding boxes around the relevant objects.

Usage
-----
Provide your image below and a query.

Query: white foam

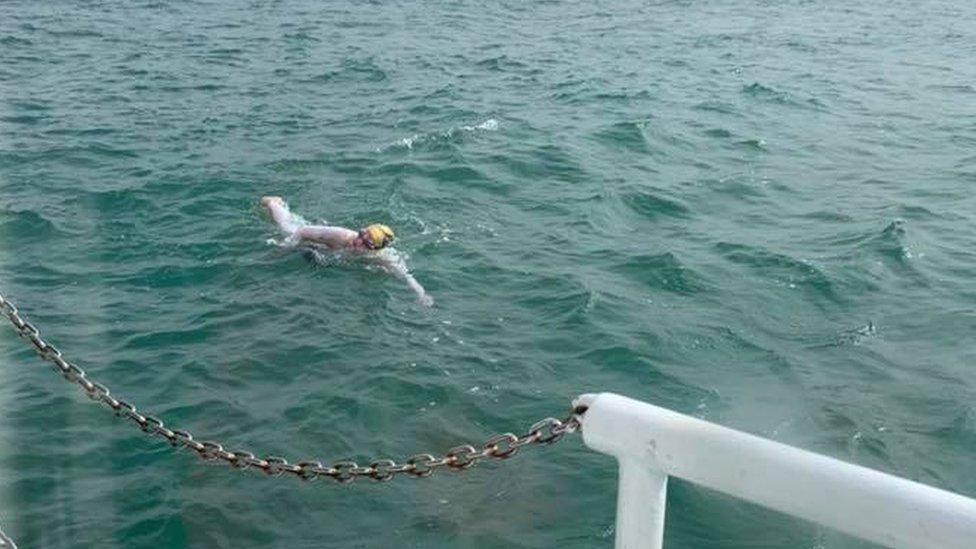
[461,118,499,132]
[397,134,420,149]
[379,118,500,151]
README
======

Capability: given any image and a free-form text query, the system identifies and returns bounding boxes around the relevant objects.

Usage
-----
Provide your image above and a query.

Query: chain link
[0,293,586,484]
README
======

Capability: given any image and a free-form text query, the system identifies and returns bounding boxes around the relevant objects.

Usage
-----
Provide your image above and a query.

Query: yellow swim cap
[360,223,395,249]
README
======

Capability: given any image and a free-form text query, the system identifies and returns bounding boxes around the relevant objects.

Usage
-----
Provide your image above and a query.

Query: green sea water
[1,1,975,547]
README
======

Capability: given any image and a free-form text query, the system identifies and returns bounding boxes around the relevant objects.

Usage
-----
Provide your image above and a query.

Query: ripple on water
[591,120,653,153]
[741,82,828,111]
[618,190,691,220]
[0,209,59,241]
[577,344,712,410]
[510,274,594,327]
[715,242,841,303]
[854,220,926,282]
[615,252,709,295]
[304,57,389,83]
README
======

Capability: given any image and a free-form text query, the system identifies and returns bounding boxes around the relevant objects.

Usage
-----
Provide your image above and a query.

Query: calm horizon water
[1,1,975,547]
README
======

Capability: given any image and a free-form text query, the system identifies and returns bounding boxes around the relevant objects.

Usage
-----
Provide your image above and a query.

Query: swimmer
[260,196,433,306]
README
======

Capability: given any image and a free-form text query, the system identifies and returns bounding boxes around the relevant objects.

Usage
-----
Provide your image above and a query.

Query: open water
[1,1,975,547]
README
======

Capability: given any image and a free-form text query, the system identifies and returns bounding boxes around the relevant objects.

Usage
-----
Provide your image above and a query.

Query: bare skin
[260,196,433,306]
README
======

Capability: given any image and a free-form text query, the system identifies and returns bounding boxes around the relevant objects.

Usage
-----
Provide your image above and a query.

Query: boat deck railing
[576,393,976,549]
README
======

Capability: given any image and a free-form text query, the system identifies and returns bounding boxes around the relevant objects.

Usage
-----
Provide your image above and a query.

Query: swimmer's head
[359,224,395,250]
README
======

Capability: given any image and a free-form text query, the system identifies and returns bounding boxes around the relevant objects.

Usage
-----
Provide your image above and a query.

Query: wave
[619,190,691,220]
[304,57,388,83]
[615,252,709,295]
[716,242,841,302]
[741,82,828,110]
[856,220,919,266]
[378,118,499,151]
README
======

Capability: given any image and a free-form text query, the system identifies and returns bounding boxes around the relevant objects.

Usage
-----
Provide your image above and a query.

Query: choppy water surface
[1,1,975,547]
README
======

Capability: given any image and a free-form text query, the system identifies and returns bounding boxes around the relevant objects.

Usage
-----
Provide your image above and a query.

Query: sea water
[1,1,974,547]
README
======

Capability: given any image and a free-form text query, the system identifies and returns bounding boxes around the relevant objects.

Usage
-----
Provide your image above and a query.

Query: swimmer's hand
[261,196,284,209]
[382,254,433,307]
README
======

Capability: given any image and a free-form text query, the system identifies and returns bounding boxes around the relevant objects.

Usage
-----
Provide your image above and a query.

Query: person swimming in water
[260,196,433,306]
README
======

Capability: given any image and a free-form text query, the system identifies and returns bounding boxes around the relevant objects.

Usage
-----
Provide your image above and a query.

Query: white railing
[575,393,976,549]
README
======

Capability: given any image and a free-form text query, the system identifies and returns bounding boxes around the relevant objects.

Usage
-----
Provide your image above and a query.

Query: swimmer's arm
[383,257,434,307]
[294,226,357,249]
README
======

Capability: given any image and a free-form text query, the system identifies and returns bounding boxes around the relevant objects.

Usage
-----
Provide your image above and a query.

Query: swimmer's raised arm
[262,196,358,249]
[295,225,358,249]
[382,255,434,307]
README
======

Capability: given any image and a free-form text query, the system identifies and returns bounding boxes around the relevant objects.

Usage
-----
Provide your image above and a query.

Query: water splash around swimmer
[260,196,434,307]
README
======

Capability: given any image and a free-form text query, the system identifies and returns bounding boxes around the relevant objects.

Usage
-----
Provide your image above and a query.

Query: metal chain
[0,293,586,484]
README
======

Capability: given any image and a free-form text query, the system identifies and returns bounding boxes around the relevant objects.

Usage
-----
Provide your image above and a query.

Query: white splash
[379,118,500,151]
[461,118,499,132]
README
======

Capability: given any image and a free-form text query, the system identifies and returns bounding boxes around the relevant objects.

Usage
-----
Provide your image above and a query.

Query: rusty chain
[0,293,586,486]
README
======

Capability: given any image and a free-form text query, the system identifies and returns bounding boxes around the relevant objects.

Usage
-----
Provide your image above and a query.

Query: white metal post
[575,392,976,549]
[615,459,667,549]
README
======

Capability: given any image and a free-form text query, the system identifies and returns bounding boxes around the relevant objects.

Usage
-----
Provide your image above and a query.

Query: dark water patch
[0,35,33,47]
[43,28,104,39]
[591,89,653,103]
[305,58,388,83]
[491,142,587,183]
[266,152,373,175]
[591,121,651,153]
[693,32,750,48]
[703,128,733,138]
[619,190,691,220]
[77,188,156,216]
[549,77,594,102]
[926,84,975,94]
[615,252,708,295]
[716,242,840,302]
[578,345,712,410]
[283,31,320,42]
[45,126,118,137]
[742,82,787,101]
[475,55,528,71]
[510,275,594,326]
[0,114,44,125]
[741,82,827,110]
[125,325,215,350]
[783,38,817,53]
[107,262,235,289]
[158,83,228,93]
[428,165,506,194]
[702,326,797,374]
[423,84,460,101]
[9,100,52,112]
[692,100,740,115]
[0,209,59,240]
[798,210,856,223]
